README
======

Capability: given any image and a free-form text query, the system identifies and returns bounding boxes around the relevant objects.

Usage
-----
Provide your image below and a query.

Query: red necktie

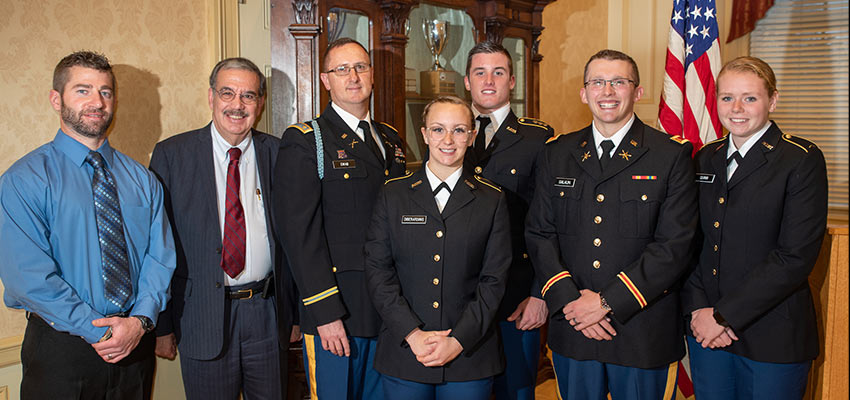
[221,147,246,278]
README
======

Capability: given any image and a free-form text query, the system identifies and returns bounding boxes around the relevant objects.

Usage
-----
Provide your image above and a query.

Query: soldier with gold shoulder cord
[274,38,407,399]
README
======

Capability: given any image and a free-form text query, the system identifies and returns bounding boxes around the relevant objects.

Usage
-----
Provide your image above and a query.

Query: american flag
[658,0,723,151]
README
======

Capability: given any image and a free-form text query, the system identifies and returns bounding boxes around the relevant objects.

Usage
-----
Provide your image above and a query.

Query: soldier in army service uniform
[274,38,406,399]
[525,49,698,399]
[462,41,553,400]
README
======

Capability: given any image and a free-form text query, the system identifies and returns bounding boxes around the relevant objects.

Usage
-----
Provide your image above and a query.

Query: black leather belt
[226,275,273,300]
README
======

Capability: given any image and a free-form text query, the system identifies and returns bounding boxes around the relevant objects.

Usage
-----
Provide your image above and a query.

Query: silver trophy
[422,20,448,71]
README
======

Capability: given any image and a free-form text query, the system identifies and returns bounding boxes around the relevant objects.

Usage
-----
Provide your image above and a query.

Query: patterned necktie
[221,148,246,278]
[86,151,132,308]
[600,140,615,170]
[359,120,383,162]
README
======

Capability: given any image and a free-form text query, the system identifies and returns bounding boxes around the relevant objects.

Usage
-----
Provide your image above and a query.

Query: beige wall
[0,1,216,398]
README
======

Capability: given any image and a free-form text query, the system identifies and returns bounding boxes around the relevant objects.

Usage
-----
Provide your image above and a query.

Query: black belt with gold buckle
[225,276,273,300]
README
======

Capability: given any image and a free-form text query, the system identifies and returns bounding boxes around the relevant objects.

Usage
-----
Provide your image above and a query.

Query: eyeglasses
[426,125,472,141]
[326,63,372,76]
[584,78,636,90]
[215,88,260,104]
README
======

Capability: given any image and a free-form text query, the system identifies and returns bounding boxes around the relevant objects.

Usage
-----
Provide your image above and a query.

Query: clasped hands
[562,289,617,341]
[690,307,738,349]
[405,328,463,367]
[90,316,146,363]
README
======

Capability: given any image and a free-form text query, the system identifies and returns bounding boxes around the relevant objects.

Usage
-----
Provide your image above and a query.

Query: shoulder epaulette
[288,122,313,134]
[781,133,816,153]
[474,175,502,192]
[384,171,414,185]
[518,117,551,130]
[379,122,399,134]
[669,135,689,145]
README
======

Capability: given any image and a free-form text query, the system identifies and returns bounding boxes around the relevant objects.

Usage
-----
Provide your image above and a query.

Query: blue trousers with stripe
[551,351,678,400]
[687,336,811,400]
[302,334,382,400]
[494,321,540,400]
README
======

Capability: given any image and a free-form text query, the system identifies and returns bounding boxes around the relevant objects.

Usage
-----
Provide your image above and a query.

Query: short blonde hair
[421,95,475,128]
[718,56,777,96]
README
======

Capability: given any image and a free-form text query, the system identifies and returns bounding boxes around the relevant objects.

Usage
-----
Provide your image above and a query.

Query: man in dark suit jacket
[150,58,295,399]
[462,41,553,400]
[525,49,698,399]
[274,38,406,399]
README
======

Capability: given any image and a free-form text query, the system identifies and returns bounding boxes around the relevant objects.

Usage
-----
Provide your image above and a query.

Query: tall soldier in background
[463,41,553,400]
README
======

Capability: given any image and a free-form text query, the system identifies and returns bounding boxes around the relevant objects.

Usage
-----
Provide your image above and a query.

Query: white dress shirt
[210,124,273,285]
[331,102,386,158]
[473,103,512,148]
[726,121,772,181]
[591,114,636,159]
[425,163,463,213]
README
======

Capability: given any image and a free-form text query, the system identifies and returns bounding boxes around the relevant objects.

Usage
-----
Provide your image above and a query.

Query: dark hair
[53,51,114,94]
[718,56,777,97]
[583,49,640,86]
[323,38,370,72]
[209,57,266,97]
[465,41,513,77]
[421,95,475,128]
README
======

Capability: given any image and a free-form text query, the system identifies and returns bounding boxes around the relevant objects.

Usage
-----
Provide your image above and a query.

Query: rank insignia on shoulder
[669,135,688,144]
[518,117,551,130]
[289,122,313,134]
[781,134,813,153]
[384,171,414,185]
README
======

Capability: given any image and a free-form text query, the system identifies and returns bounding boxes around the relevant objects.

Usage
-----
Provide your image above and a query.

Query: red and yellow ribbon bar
[617,272,647,308]
[541,271,571,297]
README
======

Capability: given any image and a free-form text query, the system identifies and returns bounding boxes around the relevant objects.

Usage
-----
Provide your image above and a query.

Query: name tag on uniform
[696,173,715,183]
[333,159,357,169]
[401,215,427,224]
[554,177,575,188]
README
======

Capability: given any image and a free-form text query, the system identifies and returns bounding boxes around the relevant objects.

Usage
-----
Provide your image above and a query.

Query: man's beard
[61,103,113,139]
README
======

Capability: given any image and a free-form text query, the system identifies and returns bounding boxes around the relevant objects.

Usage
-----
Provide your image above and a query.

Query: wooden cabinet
[270,0,553,159]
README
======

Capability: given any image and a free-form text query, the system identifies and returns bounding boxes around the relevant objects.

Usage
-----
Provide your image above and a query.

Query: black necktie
[433,182,451,196]
[474,115,491,152]
[727,151,744,166]
[600,140,615,170]
[359,120,383,162]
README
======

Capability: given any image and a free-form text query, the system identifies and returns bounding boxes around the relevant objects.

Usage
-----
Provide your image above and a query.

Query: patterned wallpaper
[0,0,214,339]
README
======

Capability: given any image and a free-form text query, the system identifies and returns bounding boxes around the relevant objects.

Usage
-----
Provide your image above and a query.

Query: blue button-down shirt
[0,130,176,343]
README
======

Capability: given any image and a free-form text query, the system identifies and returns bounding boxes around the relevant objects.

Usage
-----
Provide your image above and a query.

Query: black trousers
[21,313,156,400]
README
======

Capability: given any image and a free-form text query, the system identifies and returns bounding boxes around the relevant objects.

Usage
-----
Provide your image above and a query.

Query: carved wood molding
[379,0,414,43]
[292,0,317,25]
[484,17,509,44]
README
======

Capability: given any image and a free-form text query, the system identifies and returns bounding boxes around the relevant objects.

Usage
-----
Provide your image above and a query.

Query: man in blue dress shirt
[0,51,176,399]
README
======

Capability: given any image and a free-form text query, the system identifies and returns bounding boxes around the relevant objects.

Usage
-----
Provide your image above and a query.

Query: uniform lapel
[408,169,443,222]
[487,111,523,158]
[321,104,383,168]
[727,124,779,190]
[600,120,649,182]
[710,140,729,185]
[570,127,602,180]
[440,170,475,220]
